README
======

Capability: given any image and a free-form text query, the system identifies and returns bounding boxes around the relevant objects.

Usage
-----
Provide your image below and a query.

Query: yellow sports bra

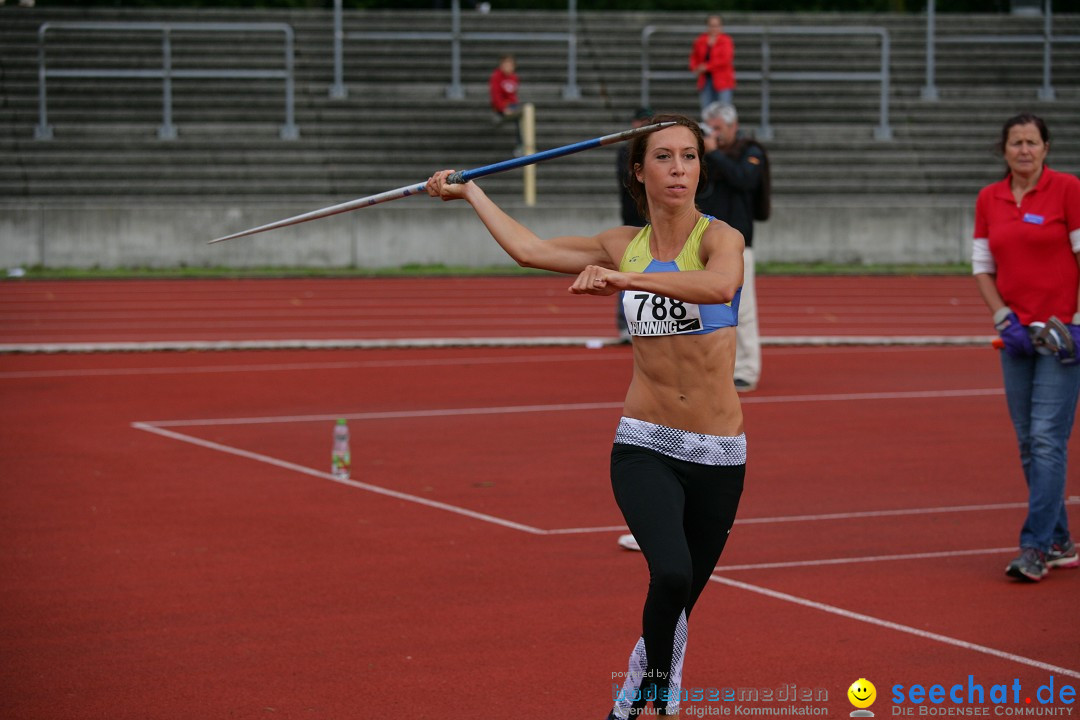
[617,216,741,336]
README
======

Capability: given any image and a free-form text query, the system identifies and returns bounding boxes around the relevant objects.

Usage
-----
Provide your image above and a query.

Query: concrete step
[3,5,1079,207]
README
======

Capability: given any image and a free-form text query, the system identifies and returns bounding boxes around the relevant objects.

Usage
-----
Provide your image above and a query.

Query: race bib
[622,291,703,336]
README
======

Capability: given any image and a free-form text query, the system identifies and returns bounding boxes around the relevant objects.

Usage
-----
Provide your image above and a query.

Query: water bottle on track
[331,419,351,480]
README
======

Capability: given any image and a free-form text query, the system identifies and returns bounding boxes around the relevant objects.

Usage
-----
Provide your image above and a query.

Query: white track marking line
[136,388,1002,428]
[542,500,1080,535]
[131,418,1080,679]
[714,547,1015,571]
[140,402,625,428]
[739,388,1002,404]
[546,525,630,535]
[0,344,986,380]
[0,336,626,354]
[0,334,997,354]
[0,352,630,380]
[708,574,1080,680]
[134,423,1051,540]
[131,422,545,536]
[730,500,1075,525]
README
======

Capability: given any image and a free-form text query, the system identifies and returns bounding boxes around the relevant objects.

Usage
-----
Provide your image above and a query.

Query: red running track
[1,345,1077,718]
[0,275,992,347]
[1,276,1077,720]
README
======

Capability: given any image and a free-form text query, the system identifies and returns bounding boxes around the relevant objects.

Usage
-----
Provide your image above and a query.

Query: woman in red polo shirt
[973,113,1080,583]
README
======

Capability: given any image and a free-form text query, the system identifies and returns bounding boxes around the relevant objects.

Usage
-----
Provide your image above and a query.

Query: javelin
[209,121,674,244]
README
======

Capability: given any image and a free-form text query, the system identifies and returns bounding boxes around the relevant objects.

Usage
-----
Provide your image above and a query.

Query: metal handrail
[329,0,579,101]
[35,21,299,141]
[641,25,892,141]
[922,0,1080,101]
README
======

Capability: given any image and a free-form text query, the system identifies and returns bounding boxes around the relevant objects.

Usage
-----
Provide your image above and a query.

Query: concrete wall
[0,198,975,270]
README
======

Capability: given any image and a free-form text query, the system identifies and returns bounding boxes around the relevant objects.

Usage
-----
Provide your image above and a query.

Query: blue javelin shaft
[209,121,673,244]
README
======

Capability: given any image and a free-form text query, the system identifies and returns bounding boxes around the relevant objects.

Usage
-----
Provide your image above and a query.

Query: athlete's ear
[634,162,644,184]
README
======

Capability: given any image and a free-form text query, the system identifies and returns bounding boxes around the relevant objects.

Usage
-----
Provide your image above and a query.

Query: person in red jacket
[489,54,523,156]
[689,15,735,116]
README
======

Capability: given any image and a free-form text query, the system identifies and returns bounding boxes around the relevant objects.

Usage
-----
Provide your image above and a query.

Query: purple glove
[1059,324,1080,365]
[993,308,1033,357]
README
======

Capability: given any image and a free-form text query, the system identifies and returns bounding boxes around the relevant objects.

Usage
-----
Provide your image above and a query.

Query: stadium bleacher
[0,5,1077,267]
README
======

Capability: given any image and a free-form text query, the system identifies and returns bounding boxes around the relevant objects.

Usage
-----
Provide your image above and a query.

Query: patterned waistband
[614,417,747,466]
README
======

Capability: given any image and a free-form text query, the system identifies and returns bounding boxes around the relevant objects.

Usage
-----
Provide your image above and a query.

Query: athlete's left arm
[569,222,744,303]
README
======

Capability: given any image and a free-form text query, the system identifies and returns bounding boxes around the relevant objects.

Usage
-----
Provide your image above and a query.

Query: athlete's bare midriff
[621,327,744,437]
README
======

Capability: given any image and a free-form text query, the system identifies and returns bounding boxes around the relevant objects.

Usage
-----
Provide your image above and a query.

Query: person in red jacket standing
[489,54,523,156]
[689,15,735,116]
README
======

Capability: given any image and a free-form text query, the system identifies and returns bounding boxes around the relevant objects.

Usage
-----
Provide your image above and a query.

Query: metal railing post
[875,29,893,140]
[921,0,938,100]
[158,27,177,140]
[445,0,464,100]
[280,25,299,139]
[758,31,772,140]
[561,0,580,100]
[35,23,53,140]
[1038,0,1055,100]
[640,26,653,109]
[329,0,346,99]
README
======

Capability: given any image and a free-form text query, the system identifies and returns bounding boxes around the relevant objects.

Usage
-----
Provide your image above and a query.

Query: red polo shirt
[974,166,1080,325]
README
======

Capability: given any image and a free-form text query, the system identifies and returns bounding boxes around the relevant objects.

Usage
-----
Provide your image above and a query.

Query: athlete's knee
[649,566,692,605]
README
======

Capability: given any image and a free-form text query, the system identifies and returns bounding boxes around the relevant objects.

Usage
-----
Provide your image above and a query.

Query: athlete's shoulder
[703,216,744,247]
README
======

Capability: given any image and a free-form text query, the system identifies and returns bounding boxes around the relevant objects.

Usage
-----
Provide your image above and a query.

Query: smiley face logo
[847,678,877,709]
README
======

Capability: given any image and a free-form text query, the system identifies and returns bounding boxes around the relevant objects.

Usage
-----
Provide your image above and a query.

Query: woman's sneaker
[1005,547,1048,582]
[1046,539,1079,569]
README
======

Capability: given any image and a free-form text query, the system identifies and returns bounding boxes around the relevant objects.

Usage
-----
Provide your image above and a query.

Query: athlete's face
[1004,122,1048,180]
[634,126,700,211]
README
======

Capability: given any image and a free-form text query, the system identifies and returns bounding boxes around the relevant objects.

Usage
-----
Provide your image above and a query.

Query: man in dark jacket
[698,102,768,391]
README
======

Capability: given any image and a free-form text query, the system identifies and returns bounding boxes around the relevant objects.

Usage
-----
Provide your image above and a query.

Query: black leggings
[610,443,745,717]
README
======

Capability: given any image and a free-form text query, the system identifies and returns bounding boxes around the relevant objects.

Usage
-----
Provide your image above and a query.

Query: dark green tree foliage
[61,0,1016,12]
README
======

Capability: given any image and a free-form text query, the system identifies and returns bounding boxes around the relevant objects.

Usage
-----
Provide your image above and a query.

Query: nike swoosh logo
[676,319,701,332]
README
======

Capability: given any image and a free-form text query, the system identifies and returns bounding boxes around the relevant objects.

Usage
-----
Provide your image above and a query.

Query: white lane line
[0,334,997,354]
[0,352,630,380]
[0,336,626,354]
[130,418,1080,680]
[0,344,990,380]
[139,402,625,428]
[709,574,1080,680]
[714,547,1015,571]
[135,388,1003,428]
[546,525,629,535]
[731,501,1069,525]
[131,422,546,536]
[739,388,1002,405]
[543,501,1080,535]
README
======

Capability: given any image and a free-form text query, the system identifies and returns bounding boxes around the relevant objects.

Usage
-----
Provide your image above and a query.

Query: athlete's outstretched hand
[426,170,471,202]
[570,265,629,296]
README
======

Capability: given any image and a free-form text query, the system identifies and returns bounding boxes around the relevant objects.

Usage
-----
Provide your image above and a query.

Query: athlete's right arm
[426,170,619,274]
